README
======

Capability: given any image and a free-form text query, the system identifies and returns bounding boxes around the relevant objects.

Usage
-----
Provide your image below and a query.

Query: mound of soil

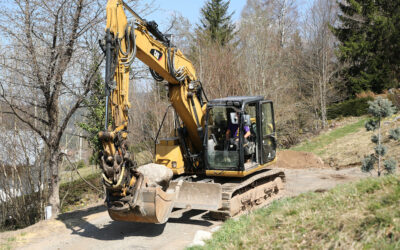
[277,150,326,169]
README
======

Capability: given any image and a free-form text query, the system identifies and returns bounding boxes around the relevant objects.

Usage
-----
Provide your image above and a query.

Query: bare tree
[194,42,242,99]
[302,0,341,128]
[0,0,112,215]
[239,0,307,146]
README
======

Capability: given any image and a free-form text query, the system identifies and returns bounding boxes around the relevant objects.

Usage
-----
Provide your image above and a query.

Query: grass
[59,173,103,213]
[60,165,101,184]
[0,237,15,250]
[189,175,400,249]
[292,117,368,155]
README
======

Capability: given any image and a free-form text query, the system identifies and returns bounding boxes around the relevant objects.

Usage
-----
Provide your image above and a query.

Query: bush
[387,88,400,110]
[0,191,42,231]
[59,173,103,212]
[327,97,374,119]
[356,90,376,99]
[362,98,398,176]
[76,160,86,169]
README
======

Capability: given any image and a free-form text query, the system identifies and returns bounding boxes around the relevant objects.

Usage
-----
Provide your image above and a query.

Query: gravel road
[0,167,369,250]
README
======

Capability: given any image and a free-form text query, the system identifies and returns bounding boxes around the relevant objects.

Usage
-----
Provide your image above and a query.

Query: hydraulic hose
[120,23,136,67]
[167,47,186,83]
[149,68,164,82]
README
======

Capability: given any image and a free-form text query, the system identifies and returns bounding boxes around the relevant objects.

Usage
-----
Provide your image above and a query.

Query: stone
[137,163,173,188]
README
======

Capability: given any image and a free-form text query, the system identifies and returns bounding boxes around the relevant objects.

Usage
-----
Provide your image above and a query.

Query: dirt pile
[277,150,326,169]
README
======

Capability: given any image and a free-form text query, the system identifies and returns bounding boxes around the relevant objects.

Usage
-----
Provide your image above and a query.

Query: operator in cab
[225,112,251,142]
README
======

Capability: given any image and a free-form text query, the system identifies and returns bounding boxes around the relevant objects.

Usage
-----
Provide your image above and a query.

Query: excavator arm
[101,0,205,158]
[98,0,220,224]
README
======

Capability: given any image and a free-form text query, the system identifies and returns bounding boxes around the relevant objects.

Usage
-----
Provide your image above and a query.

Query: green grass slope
[190,175,400,249]
[59,173,103,212]
[292,117,368,155]
[291,115,400,168]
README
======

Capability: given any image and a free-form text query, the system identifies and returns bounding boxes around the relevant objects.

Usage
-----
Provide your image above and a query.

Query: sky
[140,0,248,30]
[136,0,311,31]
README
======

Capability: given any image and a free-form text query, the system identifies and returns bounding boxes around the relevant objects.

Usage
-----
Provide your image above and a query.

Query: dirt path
[0,167,369,250]
[283,167,368,196]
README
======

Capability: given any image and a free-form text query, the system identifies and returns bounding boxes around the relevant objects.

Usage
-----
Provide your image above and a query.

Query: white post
[45,205,52,220]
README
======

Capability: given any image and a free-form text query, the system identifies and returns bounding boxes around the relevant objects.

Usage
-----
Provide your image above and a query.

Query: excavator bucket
[169,181,222,210]
[108,177,222,224]
[108,185,176,224]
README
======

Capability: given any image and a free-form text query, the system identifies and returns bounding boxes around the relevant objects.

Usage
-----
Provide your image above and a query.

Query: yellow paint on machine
[155,139,185,175]
[205,159,278,177]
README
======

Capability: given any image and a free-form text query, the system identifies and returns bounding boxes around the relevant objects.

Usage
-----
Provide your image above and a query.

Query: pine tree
[332,0,400,95]
[197,0,236,46]
[78,54,106,165]
[362,98,398,176]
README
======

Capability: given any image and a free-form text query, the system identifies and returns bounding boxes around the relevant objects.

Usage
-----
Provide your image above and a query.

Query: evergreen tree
[78,54,106,165]
[197,0,236,46]
[332,0,400,95]
[362,98,398,176]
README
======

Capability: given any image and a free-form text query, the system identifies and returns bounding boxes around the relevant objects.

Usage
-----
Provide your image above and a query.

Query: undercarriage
[103,163,285,224]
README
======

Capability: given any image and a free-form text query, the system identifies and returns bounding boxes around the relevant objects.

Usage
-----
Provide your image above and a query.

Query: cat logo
[150,49,163,61]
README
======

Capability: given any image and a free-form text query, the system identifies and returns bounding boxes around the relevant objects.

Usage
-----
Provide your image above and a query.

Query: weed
[284,209,298,216]
[0,243,12,250]
[356,178,381,193]
[72,160,85,169]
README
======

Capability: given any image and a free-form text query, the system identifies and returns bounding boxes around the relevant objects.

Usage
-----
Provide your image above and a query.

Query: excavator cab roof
[208,96,266,108]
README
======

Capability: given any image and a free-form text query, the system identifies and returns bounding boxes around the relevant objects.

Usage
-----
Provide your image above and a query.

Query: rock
[137,163,173,188]
[210,226,221,233]
[188,230,212,247]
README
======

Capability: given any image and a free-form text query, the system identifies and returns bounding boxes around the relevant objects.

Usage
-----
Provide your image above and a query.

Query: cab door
[258,101,276,164]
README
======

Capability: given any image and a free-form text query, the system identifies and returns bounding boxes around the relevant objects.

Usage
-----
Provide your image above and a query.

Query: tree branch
[0,82,49,146]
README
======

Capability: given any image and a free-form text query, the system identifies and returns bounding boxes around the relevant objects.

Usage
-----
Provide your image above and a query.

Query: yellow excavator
[98,0,285,224]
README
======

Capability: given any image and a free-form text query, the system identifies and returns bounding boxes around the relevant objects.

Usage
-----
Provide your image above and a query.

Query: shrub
[327,97,374,119]
[387,88,400,110]
[362,98,398,176]
[76,160,86,169]
[356,90,376,99]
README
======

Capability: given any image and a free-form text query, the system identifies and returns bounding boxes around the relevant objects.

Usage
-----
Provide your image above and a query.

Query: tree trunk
[378,118,381,177]
[48,150,60,216]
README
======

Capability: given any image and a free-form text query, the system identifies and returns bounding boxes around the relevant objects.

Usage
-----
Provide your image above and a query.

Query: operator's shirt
[228,124,250,138]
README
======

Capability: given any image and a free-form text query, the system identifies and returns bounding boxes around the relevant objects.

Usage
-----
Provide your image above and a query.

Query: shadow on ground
[168,209,213,227]
[57,205,213,241]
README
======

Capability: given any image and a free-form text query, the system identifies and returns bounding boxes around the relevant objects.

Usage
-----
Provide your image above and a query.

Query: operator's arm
[238,126,250,141]
[244,127,251,140]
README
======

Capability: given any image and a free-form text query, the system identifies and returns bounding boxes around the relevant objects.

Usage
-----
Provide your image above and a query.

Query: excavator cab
[205,96,277,173]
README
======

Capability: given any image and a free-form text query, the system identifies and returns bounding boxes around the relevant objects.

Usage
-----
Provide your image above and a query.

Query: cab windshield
[206,106,239,170]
